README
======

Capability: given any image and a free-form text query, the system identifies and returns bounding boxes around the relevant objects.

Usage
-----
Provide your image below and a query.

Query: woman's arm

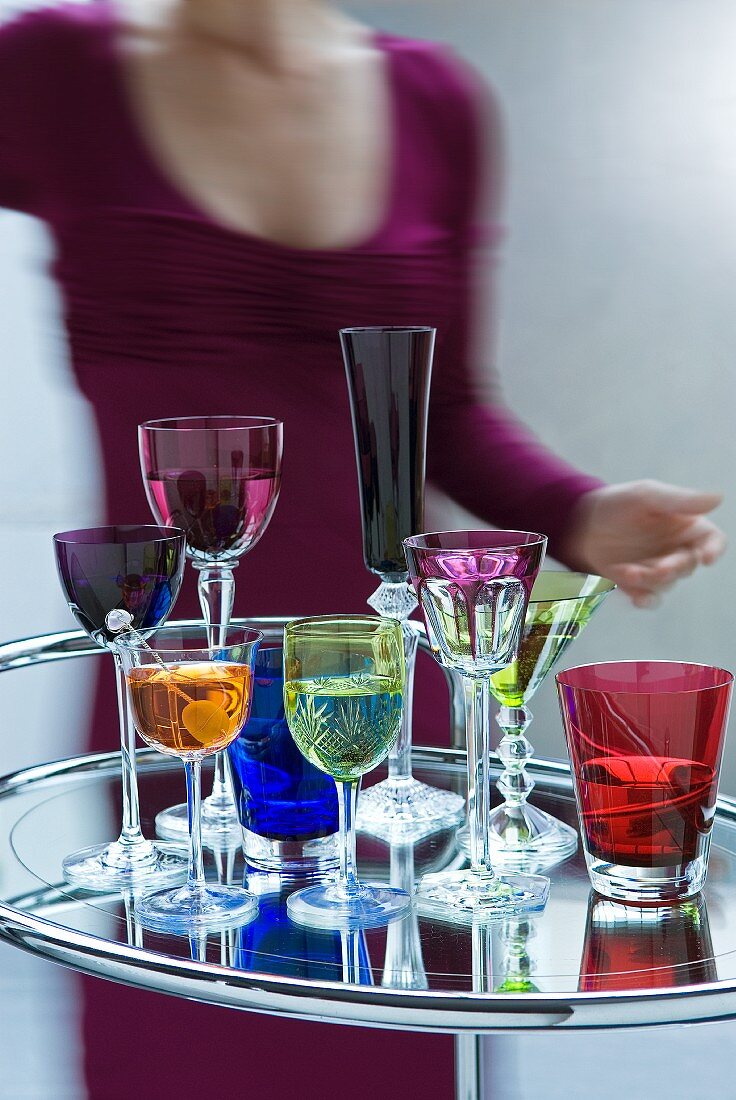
[0,12,38,213]
[0,7,73,215]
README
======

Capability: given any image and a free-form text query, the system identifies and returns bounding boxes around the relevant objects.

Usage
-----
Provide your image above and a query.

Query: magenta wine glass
[53,525,188,891]
[404,530,549,922]
[139,415,283,846]
[341,326,465,841]
[557,661,733,904]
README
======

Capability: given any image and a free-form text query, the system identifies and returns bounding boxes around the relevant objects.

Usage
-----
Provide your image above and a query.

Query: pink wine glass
[557,660,733,904]
[139,415,283,846]
[404,530,549,922]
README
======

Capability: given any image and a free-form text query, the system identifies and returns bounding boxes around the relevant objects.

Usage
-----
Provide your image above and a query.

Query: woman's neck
[168,0,362,73]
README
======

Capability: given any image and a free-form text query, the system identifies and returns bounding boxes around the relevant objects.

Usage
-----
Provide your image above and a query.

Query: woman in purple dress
[0,1,725,1096]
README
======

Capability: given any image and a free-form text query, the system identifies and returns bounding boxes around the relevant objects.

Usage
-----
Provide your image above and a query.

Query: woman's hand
[563,480,726,607]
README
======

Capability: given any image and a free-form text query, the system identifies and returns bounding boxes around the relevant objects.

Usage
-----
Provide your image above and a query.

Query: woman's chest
[54,210,464,355]
[115,41,394,251]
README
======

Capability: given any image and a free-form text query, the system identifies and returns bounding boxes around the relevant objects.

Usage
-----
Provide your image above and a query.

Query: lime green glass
[484,572,614,870]
[283,615,413,929]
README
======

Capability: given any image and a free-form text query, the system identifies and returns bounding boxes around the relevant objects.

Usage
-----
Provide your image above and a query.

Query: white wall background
[2,1,736,1096]
[0,215,99,1097]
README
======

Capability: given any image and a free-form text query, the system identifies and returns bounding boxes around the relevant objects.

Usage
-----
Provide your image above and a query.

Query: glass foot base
[456,805,578,873]
[356,777,465,842]
[586,855,707,905]
[242,829,339,873]
[62,840,188,892]
[287,882,412,930]
[415,868,549,925]
[136,883,259,933]
[156,801,242,848]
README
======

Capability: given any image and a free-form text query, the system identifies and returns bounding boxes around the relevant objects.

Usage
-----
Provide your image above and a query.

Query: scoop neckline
[99,5,400,255]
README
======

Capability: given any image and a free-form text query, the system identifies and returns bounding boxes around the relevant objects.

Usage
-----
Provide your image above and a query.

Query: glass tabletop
[2,629,736,1032]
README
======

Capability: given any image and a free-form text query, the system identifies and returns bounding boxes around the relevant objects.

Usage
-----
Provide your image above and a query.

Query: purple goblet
[139,416,283,846]
[53,524,188,891]
[404,530,549,922]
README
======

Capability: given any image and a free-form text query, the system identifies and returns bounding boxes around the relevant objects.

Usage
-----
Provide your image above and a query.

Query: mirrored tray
[1,627,736,1034]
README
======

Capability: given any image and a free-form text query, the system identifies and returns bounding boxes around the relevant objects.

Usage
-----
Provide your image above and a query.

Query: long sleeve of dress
[0,11,52,215]
[0,8,94,218]
[423,49,604,559]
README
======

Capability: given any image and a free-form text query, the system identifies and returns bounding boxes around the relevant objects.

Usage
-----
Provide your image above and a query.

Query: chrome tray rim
[1,627,736,1032]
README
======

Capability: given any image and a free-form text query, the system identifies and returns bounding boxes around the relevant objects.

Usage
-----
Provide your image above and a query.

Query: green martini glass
[458,571,615,872]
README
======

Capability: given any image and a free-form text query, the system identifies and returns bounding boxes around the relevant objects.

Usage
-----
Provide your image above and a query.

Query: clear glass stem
[340,930,363,984]
[389,623,418,781]
[195,562,238,812]
[112,650,145,849]
[495,705,535,815]
[465,676,494,878]
[185,758,205,892]
[337,778,361,897]
[472,921,494,994]
[367,579,419,782]
[123,892,142,948]
[189,931,208,964]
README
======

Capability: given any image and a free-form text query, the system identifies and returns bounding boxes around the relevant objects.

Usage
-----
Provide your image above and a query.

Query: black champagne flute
[341,326,464,840]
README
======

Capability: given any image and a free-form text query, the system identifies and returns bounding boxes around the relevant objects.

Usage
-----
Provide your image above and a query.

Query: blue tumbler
[228,644,339,871]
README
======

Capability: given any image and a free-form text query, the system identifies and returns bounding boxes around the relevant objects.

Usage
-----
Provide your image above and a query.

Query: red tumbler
[557,661,732,904]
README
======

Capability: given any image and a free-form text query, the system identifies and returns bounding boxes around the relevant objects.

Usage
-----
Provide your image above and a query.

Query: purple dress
[0,5,601,1096]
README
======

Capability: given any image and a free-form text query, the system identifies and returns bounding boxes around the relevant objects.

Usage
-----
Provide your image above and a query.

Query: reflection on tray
[579,893,717,991]
[462,919,540,994]
[233,875,373,985]
[11,746,736,1017]
[381,842,428,991]
[493,918,539,994]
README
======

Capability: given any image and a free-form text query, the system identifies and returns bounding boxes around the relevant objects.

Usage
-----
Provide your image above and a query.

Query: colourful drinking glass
[341,326,464,841]
[116,623,263,932]
[467,572,614,872]
[139,415,283,847]
[283,615,412,929]
[557,661,733,904]
[53,525,188,891]
[404,530,549,923]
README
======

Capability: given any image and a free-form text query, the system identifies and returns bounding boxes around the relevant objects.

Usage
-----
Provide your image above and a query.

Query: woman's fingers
[628,590,662,610]
[570,483,726,608]
[689,523,728,566]
[611,549,700,591]
[642,482,723,516]
[607,517,726,598]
